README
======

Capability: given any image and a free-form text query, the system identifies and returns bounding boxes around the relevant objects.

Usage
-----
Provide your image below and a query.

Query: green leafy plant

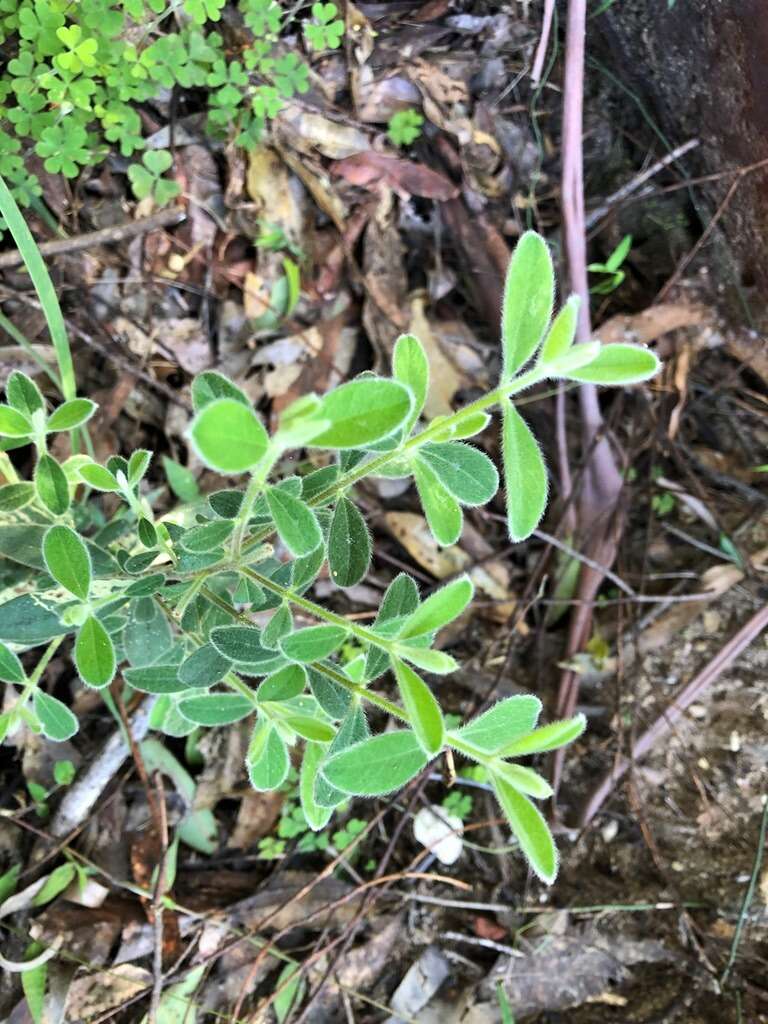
[387,109,424,147]
[588,233,633,294]
[0,0,345,219]
[0,207,661,882]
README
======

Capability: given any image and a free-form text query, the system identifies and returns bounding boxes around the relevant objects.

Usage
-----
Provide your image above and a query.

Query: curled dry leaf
[332,152,459,200]
[276,104,371,160]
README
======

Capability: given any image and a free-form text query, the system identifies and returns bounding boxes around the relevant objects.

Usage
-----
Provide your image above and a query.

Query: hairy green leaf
[178,643,231,688]
[492,774,557,883]
[497,713,586,757]
[33,690,78,741]
[75,615,116,688]
[0,404,32,437]
[417,442,499,506]
[309,378,413,449]
[261,605,293,651]
[280,625,348,663]
[192,370,250,411]
[124,665,188,694]
[178,693,254,726]
[7,371,43,417]
[451,695,541,754]
[46,398,96,432]
[189,398,269,474]
[209,625,285,674]
[394,644,458,675]
[413,457,462,546]
[322,730,428,796]
[394,659,444,755]
[180,520,234,553]
[393,333,428,429]
[78,462,121,492]
[35,454,70,514]
[300,740,334,831]
[501,230,554,379]
[492,761,553,799]
[258,663,307,702]
[400,575,473,639]
[247,723,289,790]
[0,482,35,512]
[328,497,370,587]
[0,641,25,683]
[266,487,322,556]
[539,294,579,364]
[560,343,660,384]
[501,398,547,542]
[43,525,91,601]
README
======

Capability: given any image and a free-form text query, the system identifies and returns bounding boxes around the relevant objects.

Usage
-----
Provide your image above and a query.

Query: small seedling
[388,109,424,147]
[588,233,632,294]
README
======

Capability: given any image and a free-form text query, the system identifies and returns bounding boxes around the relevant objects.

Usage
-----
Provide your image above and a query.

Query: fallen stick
[0,208,186,271]
[50,696,157,838]
[579,602,768,827]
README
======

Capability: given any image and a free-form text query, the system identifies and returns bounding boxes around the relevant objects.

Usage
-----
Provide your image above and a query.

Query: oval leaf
[33,690,78,741]
[78,463,121,492]
[328,497,371,588]
[393,333,428,429]
[178,693,254,726]
[180,520,234,553]
[322,730,428,796]
[492,774,558,883]
[539,294,579,364]
[247,724,290,790]
[7,371,43,416]
[309,378,413,450]
[300,741,334,832]
[497,713,586,758]
[417,442,499,506]
[501,398,547,542]
[266,487,322,557]
[192,370,250,411]
[258,663,307,702]
[75,615,116,688]
[413,457,463,547]
[0,482,35,512]
[0,641,25,683]
[0,404,32,437]
[43,525,91,601]
[501,231,554,379]
[280,625,348,663]
[400,575,473,639]
[562,343,660,385]
[178,643,232,688]
[35,454,70,514]
[189,398,269,474]
[46,398,96,432]
[452,694,542,754]
[123,665,188,694]
[394,660,444,755]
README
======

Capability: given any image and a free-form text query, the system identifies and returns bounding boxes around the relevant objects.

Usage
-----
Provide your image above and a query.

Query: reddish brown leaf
[332,152,459,200]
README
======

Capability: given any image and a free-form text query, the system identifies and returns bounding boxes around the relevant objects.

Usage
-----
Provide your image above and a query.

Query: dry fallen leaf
[332,152,459,200]
[277,104,370,160]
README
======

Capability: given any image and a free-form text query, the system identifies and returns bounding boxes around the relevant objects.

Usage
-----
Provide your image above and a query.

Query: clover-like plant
[0,230,660,882]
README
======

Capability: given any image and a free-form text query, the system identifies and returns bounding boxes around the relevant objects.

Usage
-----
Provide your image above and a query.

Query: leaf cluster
[0,0,344,215]
[0,230,661,882]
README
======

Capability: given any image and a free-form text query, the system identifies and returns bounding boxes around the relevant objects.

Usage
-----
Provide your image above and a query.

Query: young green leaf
[501,231,554,379]
[266,487,323,557]
[300,740,334,831]
[180,520,234,553]
[400,575,473,639]
[280,625,348,663]
[393,645,458,675]
[501,398,547,542]
[188,398,269,474]
[308,666,353,718]
[0,641,25,683]
[78,463,121,491]
[33,690,78,741]
[322,730,428,796]
[7,371,44,417]
[163,456,199,502]
[21,943,47,1024]
[42,525,91,601]
[127,449,152,485]
[178,643,232,688]
[544,341,601,376]
[35,454,70,514]
[261,605,293,651]
[559,343,660,384]
[75,615,116,688]
[309,378,413,449]
[192,370,250,411]
[178,693,254,726]
[451,695,541,754]
[413,457,463,547]
[258,663,307,702]
[492,761,553,799]
[46,398,96,432]
[123,665,188,694]
[314,705,370,807]
[0,482,35,512]
[393,333,428,430]
[247,723,290,790]
[497,713,586,758]
[0,404,33,437]
[539,294,579,365]
[209,626,286,674]
[429,410,491,442]
[417,442,499,506]
[328,497,371,587]
[137,519,157,548]
[493,773,557,883]
[394,659,444,755]
[281,715,335,743]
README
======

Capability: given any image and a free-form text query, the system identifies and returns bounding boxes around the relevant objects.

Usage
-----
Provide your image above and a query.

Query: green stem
[16,636,64,707]
[240,567,393,654]
[231,444,280,558]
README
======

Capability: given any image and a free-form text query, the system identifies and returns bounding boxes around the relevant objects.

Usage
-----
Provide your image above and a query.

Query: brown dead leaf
[246,145,304,246]
[362,191,408,358]
[332,152,459,200]
[354,67,422,123]
[596,301,709,346]
[231,790,285,849]
[160,317,212,375]
[65,964,151,1020]
[277,143,347,231]
[276,104,370,159]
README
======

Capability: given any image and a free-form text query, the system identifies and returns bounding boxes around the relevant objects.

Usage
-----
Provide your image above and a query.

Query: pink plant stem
[531,0,556,85]
[579,601,768,827]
